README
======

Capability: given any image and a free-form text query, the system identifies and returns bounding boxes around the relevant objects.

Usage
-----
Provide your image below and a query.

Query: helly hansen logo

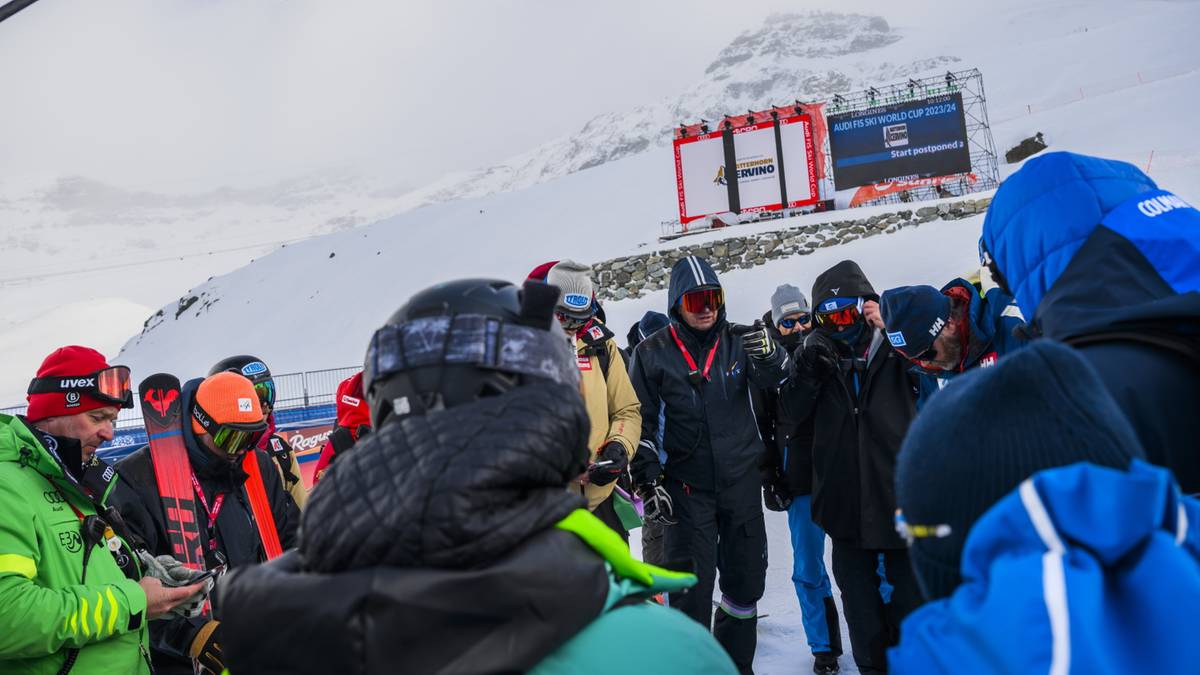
[928,317,946,337]
[978,352,998,368]
[1137,193,1192,218]
[60,377,96,388]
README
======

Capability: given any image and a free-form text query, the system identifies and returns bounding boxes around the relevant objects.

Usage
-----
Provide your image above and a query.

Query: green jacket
[0,414,150,674]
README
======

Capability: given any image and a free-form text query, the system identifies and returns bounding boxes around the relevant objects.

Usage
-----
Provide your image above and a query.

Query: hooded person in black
[785,260,922,674]
[629,256,789,673]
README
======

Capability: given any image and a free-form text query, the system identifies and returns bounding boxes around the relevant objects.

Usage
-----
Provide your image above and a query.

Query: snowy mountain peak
[705,12,899,77]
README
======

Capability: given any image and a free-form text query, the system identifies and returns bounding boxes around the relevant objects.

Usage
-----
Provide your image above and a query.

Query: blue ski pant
[787,495,835,653]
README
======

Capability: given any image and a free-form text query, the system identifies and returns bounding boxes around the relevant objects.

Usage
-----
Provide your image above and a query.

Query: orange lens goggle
[815,305,861,327]
[681,288,724,313]
[27,365,134,408]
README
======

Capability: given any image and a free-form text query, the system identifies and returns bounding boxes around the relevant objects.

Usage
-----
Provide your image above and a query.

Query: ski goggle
[192,402,266,456]
[27,365,134,409]
[778,314,810,329]
[815,304,862,327]
[253,380,276,409]
[680,288,724,313]
[900,346,939,369]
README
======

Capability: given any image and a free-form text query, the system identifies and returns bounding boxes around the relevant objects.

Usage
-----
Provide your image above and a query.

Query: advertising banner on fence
[674,115,819,224]
[778,115,819,209]
[848,172,978,207]
[279,420,335,488]
[731,121,784,214]
[828,92,971,191]
[674,130,730,224]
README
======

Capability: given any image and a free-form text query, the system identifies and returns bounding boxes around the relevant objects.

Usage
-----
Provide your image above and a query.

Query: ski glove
[742,326,777,361]
[796,333,838,381]
[587,441,629,486]
[189,620,225,675]
[137,551,215,619]
[637,481,678,526]
[762,470,793,512]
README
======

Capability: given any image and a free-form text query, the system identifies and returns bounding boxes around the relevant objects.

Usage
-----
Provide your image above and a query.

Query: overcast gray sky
[0,0,924,192]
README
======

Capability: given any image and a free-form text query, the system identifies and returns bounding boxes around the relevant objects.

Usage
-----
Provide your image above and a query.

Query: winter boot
[813,651,840,674]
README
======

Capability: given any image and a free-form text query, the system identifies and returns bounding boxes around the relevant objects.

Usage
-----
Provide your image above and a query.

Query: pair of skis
[139,373,283,576]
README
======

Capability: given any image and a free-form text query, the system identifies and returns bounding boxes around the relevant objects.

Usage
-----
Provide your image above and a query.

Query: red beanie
[335,372,371,430]
[26,346,116,422]
[526,260,559,282]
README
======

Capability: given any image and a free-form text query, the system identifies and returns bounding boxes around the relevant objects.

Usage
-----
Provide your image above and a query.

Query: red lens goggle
[681,288,724,314]
[815,306,861,327]
[27,365,134,409]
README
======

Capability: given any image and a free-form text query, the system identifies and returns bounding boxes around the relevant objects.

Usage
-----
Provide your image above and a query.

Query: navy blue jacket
[982,152,1200,493]
[912,279,1026,407]
[629,256,788,491]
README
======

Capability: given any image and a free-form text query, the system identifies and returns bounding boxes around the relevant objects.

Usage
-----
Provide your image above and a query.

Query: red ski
[139,374,205,569]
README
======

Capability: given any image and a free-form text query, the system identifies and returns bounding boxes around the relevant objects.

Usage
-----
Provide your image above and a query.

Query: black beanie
[896,339,1142,601]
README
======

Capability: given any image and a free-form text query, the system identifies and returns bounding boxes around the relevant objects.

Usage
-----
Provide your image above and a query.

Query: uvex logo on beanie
[895,340,1137,602]
[26,346,114,422]
[879,285,951,357]
[191,372,265,435]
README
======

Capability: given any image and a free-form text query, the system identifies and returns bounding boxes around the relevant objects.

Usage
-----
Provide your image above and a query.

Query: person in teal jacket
[891,340,1200,673]
[0,346,203,674]
[219,279,738,674]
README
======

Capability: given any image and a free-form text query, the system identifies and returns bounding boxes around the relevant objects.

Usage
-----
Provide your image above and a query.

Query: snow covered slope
[7,0,1200,406]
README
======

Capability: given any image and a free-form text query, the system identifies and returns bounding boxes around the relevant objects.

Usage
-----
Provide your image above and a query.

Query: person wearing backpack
[979,151,1200,493]
[545,260,642,540]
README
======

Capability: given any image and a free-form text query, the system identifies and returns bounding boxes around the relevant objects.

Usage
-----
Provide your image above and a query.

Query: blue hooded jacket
[891,459,1200,675]
[980,151,1200,492]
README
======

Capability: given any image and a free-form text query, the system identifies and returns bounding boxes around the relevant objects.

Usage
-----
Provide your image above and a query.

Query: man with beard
[786,260,923,674]
[755,284,843,674]
[878,279,1025,406]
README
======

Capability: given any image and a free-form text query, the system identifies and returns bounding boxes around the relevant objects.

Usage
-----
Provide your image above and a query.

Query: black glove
[587,441,629,486]
[796,333,838,381]
[741,325,777,360]
[189,620,224,675]
[637,481,678,525]
[762,470,793,512]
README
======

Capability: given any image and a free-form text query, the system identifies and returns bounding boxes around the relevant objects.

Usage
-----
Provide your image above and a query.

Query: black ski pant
[591,493,629,543]
[641,519,665,566]
[830,541,923,673]
[663,472,767,675]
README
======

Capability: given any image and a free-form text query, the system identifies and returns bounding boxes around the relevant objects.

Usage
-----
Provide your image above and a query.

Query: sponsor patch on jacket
[341,394,362,408]
[887,331,907,347]
[577,355,593,371]
[240,361,268,377]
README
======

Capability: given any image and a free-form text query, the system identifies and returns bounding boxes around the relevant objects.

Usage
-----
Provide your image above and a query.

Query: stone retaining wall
[592,197,991,300]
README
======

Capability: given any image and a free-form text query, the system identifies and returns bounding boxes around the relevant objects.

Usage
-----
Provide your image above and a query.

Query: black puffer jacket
[628,256,789,491]
[220,384,614,674]
[787,261,918,549]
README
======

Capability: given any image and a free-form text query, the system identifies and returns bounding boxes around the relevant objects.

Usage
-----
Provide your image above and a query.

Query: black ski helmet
[363,278,577,428]
[209,355,272,385]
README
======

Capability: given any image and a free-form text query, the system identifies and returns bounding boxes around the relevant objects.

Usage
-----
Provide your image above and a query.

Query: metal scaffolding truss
[825,68,1001,203]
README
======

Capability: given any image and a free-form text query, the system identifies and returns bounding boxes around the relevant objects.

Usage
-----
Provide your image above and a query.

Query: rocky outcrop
[591,198,990,300]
